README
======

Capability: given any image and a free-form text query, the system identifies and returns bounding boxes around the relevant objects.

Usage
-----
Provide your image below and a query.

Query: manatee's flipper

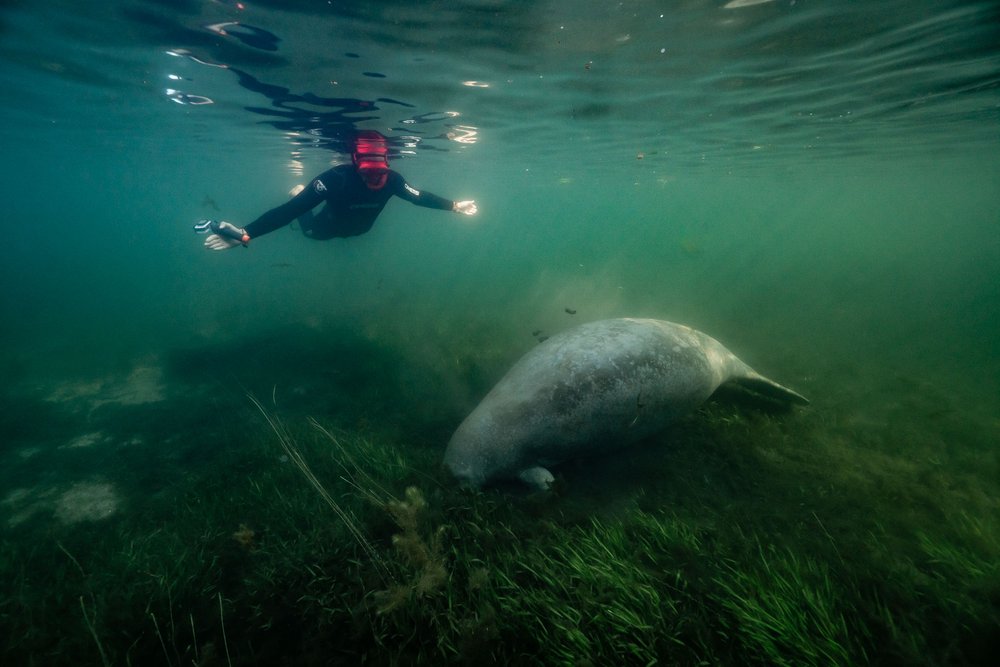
[727,373,809,406]
[518,466,555,490]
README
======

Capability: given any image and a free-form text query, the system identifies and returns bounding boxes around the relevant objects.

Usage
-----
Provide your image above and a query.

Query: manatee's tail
[727,369,810,406]
[710,339,809,407]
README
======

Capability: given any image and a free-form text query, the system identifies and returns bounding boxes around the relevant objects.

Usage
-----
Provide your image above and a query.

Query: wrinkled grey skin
[443,318,808,489]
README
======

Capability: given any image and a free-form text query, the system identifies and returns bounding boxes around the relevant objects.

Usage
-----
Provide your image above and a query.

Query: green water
[1,1,998,664]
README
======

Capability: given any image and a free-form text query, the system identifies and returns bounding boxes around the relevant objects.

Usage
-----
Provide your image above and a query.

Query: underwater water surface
[1,1,998,665]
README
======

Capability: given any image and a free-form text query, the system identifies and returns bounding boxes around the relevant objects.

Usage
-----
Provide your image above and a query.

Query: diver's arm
[244,177,328,239]
[391,172,477,215]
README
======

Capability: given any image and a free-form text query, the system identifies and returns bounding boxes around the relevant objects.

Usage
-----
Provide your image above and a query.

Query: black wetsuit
[244,165,454,241]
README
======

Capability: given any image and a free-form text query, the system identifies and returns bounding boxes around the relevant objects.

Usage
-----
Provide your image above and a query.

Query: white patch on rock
[54,481,120,524]
[45,357,166,409]
[63,432,106,449]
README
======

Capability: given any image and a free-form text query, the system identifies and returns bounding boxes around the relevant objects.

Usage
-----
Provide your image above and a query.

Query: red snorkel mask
[352,131,390,189]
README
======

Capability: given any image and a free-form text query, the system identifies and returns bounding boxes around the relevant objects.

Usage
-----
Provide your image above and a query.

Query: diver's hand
[203,221,250,250]
[453,200,478,216]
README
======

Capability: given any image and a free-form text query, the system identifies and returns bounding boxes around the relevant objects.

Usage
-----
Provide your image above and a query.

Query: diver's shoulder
[320,164,354,177]
[313,165,351,187]
[386,169,408,187]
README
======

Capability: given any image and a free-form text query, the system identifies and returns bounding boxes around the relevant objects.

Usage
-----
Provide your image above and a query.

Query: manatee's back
[444,319,725,485]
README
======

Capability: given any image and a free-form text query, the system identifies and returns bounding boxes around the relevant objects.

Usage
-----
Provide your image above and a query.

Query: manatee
[443,318,808,489]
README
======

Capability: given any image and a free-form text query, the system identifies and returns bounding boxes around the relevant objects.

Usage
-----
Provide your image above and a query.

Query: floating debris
[679,237,704,257]
[233,524,256,550]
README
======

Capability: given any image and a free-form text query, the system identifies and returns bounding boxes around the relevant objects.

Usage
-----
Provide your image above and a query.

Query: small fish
[537,336,549,343]
[565,308,577,315]
[271,262,293,268]
[201,195,220,211]
[679,238,703,257]
[532,330,542,337]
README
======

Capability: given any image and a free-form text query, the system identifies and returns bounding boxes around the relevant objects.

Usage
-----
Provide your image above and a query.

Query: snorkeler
[196,130,478,250]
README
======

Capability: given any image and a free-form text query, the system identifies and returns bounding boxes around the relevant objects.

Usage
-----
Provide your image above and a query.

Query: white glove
[453,200,478,216]
[203,221,249,251]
